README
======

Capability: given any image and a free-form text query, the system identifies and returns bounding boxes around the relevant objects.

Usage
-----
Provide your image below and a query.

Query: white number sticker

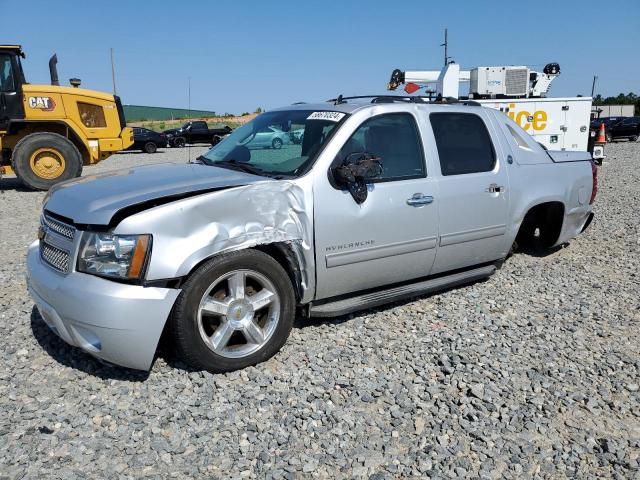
[307,111,346,122]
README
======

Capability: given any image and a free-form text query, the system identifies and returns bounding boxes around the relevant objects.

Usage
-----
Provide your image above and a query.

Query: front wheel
[12,132,83,190]
[272,137,283,149]
[173,137,186,148]
[630,135,638,142]
[168,250,295,373]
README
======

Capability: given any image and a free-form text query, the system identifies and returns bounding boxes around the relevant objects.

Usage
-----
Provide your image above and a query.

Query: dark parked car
[608,117,640,141]
[590,116,625,140]
[128,127,167,153]
[163,121,232,147]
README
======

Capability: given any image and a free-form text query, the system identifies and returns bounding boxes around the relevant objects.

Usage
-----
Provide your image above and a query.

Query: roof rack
[326,94,481,107]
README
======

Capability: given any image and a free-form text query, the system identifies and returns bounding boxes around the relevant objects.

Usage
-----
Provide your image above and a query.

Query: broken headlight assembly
[77,233,151,280]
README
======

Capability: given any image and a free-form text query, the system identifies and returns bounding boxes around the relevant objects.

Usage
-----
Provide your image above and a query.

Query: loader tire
[12,132,83,191]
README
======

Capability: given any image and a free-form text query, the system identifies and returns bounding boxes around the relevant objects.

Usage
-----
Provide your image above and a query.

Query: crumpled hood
[44,162,268,226]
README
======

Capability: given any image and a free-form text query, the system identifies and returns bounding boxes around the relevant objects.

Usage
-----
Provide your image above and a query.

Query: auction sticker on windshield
[307,111,346,122]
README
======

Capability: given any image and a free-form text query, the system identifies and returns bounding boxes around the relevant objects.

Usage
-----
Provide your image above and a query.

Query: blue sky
[6,0,639,113]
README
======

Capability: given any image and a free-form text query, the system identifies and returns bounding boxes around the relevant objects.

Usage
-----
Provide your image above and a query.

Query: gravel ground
[0,142,638,479]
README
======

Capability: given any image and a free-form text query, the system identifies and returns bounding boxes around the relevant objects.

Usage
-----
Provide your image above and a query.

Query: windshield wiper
[214,159,266,176]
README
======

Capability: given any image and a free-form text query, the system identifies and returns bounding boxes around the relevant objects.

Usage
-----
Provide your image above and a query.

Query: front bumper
[26,241,180,371]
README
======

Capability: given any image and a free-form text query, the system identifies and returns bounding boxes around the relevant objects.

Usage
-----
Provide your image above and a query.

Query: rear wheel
[606,132,613,142]
[143,142,157,154]
[630,135,638,142]
[168,250,295,373]
[12,132,82,190]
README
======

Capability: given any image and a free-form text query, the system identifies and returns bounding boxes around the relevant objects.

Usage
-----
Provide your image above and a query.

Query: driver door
[0,53,24,128]
[313,112,440,300]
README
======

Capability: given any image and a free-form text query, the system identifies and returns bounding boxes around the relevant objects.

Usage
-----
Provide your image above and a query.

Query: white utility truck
[387,62,604,161]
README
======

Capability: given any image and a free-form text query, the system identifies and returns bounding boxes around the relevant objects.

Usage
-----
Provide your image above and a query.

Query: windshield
[201,109,345,177]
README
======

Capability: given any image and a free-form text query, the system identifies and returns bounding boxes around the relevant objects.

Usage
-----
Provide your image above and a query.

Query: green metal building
[123,105,218,122]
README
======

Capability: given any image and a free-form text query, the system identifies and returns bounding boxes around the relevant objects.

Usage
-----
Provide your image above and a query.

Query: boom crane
[387,62,561,99]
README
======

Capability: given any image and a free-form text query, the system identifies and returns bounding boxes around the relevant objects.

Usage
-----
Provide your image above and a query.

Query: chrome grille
[41,243,70,272]
[43,215,75,240]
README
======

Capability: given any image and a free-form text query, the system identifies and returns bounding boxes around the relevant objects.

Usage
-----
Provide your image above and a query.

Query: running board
[309,265,496,318]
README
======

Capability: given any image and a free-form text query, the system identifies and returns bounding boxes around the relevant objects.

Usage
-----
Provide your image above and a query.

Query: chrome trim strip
[439,224,506,247]
[326,236,437,268]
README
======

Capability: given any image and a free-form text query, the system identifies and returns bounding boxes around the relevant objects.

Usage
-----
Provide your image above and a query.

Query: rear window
[430,113,496,175]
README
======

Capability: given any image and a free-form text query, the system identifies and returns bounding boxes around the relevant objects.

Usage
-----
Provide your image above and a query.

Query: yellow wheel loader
[0,45,133,190]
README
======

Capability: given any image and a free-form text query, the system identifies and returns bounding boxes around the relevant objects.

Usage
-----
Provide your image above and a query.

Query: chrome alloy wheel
[197,269,280,358]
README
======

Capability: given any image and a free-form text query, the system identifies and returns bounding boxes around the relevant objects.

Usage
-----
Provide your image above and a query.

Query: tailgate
[547,150,592,163]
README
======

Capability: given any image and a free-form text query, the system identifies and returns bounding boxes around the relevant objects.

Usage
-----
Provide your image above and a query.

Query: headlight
[78,232,151,280]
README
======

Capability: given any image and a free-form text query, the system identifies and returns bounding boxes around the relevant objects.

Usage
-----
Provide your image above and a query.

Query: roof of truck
[0,45,23,52]
[272,96,483,114]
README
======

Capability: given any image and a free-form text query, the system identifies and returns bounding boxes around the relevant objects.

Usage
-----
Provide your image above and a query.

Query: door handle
[485,183,504,193]
[406,193,434,206]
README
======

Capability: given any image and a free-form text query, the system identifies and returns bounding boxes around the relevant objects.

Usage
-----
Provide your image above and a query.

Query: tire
[272,137,283,149]
[143,142,157,154]
[173,137,186,148]
[606,132,612,142]
[168,250,296,373]
[12,132,83,190]
[630,135,638,142]
[211,135,221,146]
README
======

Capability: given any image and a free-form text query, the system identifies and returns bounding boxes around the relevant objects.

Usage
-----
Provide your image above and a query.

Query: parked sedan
[608,117,640,141]
[128,127,167,153]
[249,126,290,149]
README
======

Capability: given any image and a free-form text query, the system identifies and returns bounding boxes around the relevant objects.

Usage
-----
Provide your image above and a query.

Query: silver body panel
[45,162,267,225]
[27,101,594,371]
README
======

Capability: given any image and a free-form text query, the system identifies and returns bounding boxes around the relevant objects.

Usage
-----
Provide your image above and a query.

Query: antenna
[441,29,449,66]
[110,48,117,95]
[591,75,598,98]
[187,76,191,163]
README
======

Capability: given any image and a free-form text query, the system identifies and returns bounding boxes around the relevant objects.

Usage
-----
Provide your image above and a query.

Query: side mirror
[333,152,383,204]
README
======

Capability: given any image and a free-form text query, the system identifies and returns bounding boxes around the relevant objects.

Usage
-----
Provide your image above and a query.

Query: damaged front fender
[113,180,315,303]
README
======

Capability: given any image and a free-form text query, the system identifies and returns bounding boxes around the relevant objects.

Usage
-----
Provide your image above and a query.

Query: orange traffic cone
[596,122,606,143]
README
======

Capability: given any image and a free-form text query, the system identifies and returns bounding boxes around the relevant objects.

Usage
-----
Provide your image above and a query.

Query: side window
[0,54,15,92]
[430,113,496,176]
[339,113,425,181]
[77,102,106,128]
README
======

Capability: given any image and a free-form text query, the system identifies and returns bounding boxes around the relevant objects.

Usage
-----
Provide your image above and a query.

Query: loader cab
[0,45,26,128]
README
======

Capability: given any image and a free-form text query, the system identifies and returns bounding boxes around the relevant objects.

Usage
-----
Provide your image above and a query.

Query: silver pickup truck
[26,97,597,373]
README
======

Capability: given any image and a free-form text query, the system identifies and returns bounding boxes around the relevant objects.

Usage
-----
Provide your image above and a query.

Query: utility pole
[441,29,449,66]
[110,48,117,95]
[591,75,598,98]
[187,76,191,162]
[188,76,191,119]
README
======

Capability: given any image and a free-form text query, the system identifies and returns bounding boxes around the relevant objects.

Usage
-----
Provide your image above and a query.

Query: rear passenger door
[428,111,510,274]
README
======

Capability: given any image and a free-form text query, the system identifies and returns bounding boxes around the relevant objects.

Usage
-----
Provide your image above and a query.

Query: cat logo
[27,96,56,112]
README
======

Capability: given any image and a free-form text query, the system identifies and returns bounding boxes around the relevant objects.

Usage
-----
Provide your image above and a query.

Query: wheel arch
[6,120,90,164]
[180,242,306,303]
[515,200,566,248]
